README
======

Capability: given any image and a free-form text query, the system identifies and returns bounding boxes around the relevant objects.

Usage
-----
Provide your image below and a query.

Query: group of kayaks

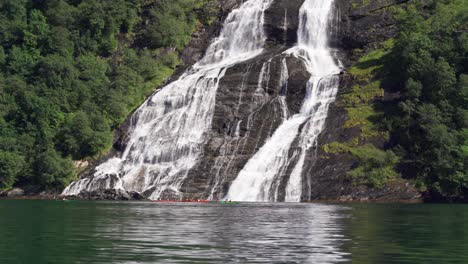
[60,198,240,204]
[152,200,240,204]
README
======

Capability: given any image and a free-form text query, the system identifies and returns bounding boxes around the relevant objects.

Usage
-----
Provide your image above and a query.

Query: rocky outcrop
[72,189,144,201]
[0,188,25,198]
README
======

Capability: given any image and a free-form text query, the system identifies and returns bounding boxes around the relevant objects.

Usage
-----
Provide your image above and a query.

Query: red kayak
[152,200,211,203]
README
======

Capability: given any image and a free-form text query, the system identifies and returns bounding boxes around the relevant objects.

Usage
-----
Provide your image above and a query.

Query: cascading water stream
[63,0,274,199]
[225,0,341,202]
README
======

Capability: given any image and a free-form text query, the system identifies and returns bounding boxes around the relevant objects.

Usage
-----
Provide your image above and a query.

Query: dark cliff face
[179,0,309,199]
[335,0,408,55]
[264,0,303,46]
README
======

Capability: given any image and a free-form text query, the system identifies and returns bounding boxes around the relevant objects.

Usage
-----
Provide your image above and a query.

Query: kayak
[152,200,211,203]
[151,200,240,204]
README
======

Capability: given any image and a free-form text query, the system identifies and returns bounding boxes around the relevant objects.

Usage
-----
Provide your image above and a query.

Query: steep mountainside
[58,0,424,201]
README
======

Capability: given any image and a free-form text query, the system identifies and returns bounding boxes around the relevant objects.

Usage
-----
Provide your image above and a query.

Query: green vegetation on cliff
[0,0,216,192]
[324,38,399,188]
[328,0,467,199]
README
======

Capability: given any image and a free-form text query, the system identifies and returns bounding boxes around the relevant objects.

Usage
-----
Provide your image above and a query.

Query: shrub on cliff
[348,145,400,188]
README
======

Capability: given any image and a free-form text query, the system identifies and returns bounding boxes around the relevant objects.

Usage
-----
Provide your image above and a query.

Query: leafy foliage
[323,141,399,189]
[0,151,25,190]
[348,145,399,188]
[385,0,468,198]
[0,0,215,191]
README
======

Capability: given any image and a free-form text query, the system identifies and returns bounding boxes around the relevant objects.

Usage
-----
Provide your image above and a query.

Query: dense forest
[0,0,216,192]
[386,0,467,200]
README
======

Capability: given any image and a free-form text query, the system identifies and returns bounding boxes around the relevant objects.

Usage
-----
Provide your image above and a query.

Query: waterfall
[63,0,274,199]
[225,0,341,202]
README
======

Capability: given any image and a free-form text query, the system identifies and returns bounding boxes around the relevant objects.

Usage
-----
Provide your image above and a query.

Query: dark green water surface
[0,201,467,263]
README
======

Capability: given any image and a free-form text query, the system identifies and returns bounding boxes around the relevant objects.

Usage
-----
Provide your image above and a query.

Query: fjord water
[1,201,468,264]
[63,0,273,199]
[226,0,341,202]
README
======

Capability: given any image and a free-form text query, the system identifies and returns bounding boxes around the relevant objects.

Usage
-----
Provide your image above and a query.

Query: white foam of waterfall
[283,9,288,42]
[225,0,341,202]
[63,0,274,199]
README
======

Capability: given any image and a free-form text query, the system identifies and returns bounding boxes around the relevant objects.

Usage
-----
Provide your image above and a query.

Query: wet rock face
[182,54,310,199]
[333,0,409,64]
[264,0,304,46]
[180,0,309,199]
[75,189,131,201]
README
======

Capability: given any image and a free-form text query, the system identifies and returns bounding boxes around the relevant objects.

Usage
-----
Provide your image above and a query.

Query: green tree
[348,145,400,188]
[0,151,25,190]
[32,148,75,190]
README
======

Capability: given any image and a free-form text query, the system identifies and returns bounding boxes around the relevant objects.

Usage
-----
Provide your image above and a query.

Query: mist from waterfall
[63,0,274,199]
[225,0,341,202]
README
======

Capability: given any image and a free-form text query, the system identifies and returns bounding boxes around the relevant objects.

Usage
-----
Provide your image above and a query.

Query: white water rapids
[63,0,274,199]
[225,0,341,202]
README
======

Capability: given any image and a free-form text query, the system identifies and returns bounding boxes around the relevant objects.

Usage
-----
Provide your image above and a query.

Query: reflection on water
[345,204,468,264]
[0,201,467,264]
[0,201,350,263]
